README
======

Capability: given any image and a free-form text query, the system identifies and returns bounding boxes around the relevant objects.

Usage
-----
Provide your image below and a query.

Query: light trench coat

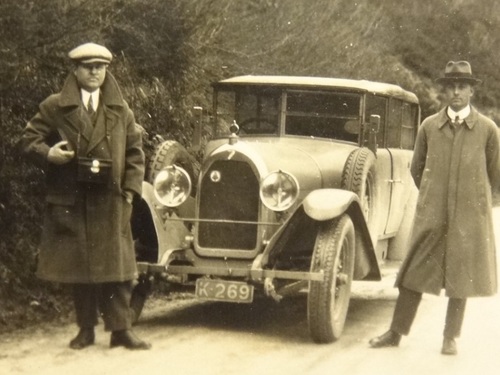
[396,106,500,298]
[20,72,145,283]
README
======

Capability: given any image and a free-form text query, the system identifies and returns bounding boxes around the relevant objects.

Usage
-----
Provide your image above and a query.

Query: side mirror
[365,114,380,155]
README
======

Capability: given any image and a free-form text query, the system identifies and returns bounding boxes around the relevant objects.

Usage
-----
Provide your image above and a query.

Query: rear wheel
[308,214,355,343]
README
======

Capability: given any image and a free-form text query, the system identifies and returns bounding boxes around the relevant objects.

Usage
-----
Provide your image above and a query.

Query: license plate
[195,279,254,303]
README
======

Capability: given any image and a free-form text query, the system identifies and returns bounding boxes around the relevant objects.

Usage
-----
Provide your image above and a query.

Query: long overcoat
[20,72,145,283]
[396,106,500,298]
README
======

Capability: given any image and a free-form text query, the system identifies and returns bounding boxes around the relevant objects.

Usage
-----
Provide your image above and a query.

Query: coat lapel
[58,71,125,154]
[463,106,478,129]
[86,106,122,154]
[63,107,93,144]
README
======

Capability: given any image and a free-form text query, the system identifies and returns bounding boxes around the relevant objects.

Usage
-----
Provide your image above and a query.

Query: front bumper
[136,260,324,282]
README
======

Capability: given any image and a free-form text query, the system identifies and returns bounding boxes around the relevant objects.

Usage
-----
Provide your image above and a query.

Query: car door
[383,100,418,235]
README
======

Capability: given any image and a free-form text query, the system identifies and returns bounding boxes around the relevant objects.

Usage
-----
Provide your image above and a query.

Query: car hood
[205,136,357,194]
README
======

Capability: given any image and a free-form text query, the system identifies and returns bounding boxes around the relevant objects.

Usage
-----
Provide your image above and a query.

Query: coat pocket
[46,203,77,236]
[121,198,133,236]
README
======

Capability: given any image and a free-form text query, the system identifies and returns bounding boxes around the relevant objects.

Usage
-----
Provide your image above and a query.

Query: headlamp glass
[153,165,192,207]
[260,170,299,211]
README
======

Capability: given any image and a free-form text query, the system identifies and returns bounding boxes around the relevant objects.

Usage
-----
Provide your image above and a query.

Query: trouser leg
[99,281,133,332]
[390,287,422,335]
[72,283,99,328]
[443,298,467,338]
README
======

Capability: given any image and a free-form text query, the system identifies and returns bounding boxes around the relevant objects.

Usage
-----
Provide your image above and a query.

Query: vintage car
[131,75,420,343]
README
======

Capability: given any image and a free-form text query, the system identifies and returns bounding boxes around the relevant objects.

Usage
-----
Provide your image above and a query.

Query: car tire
[341,148,377,234]
[308,214,355,343]
[146,140,199,195]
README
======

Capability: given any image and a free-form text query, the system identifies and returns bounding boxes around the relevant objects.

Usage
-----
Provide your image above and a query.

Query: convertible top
[214,75,419,104]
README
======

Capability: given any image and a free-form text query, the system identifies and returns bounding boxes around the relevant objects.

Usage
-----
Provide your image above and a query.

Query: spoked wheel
[308,214,355,343]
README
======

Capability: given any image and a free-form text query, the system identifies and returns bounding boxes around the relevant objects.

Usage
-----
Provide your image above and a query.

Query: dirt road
[2,272,499,375]
[2,211,500,375]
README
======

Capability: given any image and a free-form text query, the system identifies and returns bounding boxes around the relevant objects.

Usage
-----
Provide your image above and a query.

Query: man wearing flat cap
[20,42,151,350]
[369,61,500,355]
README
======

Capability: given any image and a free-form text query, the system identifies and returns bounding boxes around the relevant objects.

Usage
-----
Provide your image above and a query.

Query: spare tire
[146,140,199,195]
[341,148,377,233]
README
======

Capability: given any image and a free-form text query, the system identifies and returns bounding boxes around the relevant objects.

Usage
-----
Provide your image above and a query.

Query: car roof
[214,75,419,103]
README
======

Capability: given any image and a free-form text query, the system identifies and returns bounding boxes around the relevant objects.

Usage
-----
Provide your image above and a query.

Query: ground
[1,212,500,375]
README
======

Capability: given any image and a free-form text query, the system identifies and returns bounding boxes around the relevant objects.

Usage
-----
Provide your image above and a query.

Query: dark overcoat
[396,106,500,298]
[20,72,145,283]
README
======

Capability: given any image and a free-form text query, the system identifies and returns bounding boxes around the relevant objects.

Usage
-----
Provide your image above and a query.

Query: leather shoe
[110,330,151,350]
[369,330,402,348]
[441,337,457,355]
[69,327,95,349]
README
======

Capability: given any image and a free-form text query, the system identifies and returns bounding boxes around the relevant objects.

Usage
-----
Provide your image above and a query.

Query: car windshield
[214,88,361,143]
[215,88,280,136]
[285,91,361,142]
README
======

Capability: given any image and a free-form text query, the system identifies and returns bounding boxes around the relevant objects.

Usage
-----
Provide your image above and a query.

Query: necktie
[450,115,460,132]
[87,95,95,116]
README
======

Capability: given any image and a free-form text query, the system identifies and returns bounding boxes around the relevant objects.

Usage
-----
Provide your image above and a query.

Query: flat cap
[68,42,113,64]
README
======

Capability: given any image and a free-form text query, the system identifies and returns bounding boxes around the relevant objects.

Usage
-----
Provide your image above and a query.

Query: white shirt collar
[447,105,470,123]
[81,89,100,111]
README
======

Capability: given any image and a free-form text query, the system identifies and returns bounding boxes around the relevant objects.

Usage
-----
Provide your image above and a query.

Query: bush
[2,0,500,332]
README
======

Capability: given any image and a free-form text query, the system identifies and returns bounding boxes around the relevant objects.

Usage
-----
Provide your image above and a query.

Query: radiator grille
[197,160,259,250]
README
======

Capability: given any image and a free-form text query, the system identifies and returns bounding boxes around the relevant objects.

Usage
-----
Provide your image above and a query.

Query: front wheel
[308,214,355,343]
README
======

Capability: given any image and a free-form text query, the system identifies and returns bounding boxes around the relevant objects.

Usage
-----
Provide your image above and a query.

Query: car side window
[364,94,387,147]
[386,98,403,148]
[401,103,418,150]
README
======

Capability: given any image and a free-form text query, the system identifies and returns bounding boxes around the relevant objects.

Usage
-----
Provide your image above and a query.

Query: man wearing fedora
[369,61,500,355]
[20,43,151,350]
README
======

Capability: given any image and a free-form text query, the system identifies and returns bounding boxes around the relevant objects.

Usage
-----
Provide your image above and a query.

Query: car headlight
[153,165,192,207]
[260,170,299,211]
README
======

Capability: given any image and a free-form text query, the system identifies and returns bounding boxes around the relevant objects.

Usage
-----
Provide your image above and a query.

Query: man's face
[74,63,107,92]
[443,81,474,111]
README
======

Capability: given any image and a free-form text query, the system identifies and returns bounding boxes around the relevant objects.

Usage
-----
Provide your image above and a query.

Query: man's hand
[123,190,134,204]
[47,141,75,165]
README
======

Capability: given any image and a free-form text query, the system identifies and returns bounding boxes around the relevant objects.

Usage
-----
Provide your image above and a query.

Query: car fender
[304,189,380,280]
[302,189,358,221]
[263,189,381,281]
[139,181,191,265]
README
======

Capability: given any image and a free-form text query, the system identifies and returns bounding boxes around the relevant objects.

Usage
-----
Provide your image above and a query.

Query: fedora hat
[435,60,481,85]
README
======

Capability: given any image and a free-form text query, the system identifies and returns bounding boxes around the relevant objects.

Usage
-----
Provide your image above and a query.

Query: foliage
[1,0,500,332]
